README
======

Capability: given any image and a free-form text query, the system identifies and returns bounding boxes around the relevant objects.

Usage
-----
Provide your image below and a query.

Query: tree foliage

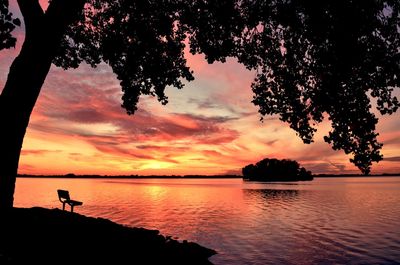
[0,0,20,50]
[242,158,312,181]
[2,0,399,174]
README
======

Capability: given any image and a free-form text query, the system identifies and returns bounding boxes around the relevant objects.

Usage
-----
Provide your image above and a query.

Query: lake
[14,177,400,264]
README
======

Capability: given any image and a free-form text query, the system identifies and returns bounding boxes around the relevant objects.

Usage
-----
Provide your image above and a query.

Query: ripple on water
[14,177,400,265]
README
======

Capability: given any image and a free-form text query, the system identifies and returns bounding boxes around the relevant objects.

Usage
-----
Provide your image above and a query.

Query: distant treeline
[16,173,400,179]
[17,174,243,179]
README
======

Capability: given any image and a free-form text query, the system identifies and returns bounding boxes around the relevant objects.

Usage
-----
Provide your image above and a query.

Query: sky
[1,2,399,175]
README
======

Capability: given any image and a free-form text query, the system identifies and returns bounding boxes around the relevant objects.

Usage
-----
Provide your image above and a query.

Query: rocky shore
[0,207,216,264]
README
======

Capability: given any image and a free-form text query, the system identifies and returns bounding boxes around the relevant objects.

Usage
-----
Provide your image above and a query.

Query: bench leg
[70,205,74,213]
[62,202,66,211]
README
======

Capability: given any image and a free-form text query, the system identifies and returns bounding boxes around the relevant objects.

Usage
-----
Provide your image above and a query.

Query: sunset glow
[1,3,399,176]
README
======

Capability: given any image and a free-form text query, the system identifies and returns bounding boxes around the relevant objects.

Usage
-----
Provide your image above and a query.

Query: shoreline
[0,207,216,264]
[16,173,400,179]
[17,174,243,179]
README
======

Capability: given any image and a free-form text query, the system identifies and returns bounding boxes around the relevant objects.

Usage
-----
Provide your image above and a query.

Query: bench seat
[57,189,83,212]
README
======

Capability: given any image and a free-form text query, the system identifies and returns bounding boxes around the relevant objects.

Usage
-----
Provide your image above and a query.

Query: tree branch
[45,0,86,33]
[16,0,44,37]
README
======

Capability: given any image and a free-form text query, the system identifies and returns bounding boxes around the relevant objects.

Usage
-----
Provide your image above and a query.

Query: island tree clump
[242,158,312,181]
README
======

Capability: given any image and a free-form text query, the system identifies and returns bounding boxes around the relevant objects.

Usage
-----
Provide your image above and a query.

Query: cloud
[186,97,254,118]
[93,144,156,160]
[32,65,242,148]
[302,162,352,174]
[66,109,108,123]
[21,149,61,155]
[383,156,400,162]
[383,137,400,146]
[136,145,190,152]
[2,26,398,175]
[223,169,242,175]
[265,139,278,146]
[201,149,223,157]
[328,161,346,171]
[18,164,37,172]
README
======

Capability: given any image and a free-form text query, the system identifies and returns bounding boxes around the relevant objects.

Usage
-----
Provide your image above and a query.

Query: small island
[242,158,313,181]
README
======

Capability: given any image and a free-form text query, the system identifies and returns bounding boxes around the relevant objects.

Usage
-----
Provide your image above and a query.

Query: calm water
[14,177,400,264]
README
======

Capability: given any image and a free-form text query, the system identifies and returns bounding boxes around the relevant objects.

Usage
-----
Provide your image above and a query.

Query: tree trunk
[0,0,85,209]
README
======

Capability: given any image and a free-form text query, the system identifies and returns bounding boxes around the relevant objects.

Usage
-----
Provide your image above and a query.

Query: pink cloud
[21,149,62,156]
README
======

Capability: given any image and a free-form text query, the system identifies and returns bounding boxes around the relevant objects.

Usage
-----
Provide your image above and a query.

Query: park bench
[57,189,83,212]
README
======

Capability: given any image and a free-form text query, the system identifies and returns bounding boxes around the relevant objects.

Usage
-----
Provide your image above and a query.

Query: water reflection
[14,177,400,265]
[244,189,300,200]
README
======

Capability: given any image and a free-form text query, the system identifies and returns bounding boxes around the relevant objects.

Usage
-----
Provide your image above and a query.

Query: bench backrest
[57,189,70,201]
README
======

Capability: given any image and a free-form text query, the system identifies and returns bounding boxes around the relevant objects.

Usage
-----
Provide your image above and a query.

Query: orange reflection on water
[14,177,400,265]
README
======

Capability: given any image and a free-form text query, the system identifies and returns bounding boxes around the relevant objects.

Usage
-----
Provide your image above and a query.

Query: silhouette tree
[242,158,312,181]
[0,0,399,208]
